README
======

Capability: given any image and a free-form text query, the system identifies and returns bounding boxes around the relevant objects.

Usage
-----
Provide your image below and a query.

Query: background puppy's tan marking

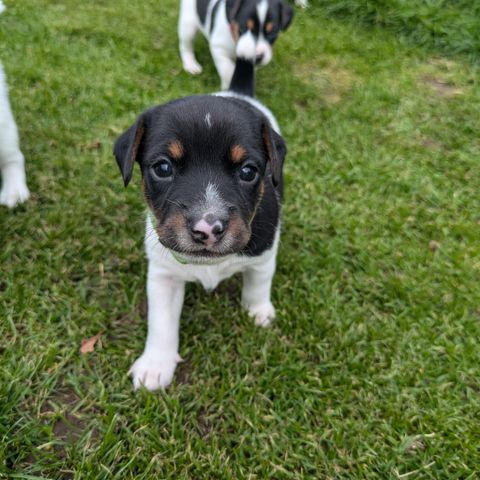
[168,140,184,160]
[230,22,240,42]
[231,144,247,163]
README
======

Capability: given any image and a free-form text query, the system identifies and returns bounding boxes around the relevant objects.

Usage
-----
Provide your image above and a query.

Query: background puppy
[114,59,286,390]
[179,0,294,89]
[0,2,29,208]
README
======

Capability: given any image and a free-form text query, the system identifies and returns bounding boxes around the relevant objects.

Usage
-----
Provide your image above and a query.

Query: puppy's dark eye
[152,159,173,179]
[239,165,257,182]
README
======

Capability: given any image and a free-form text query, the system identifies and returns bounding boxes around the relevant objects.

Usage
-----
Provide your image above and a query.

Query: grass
[317,0,480,61]
[1,0,480,478]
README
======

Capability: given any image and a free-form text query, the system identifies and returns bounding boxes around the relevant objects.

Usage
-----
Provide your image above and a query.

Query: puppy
[179,0,294,89]
[0,3,29,208]
[114,59,286,390]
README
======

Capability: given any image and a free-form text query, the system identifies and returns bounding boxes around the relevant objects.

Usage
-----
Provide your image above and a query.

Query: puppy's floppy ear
[279,0,294,30]
[262,122,286,187]
[113,115,146,187]
[226,0,244,23]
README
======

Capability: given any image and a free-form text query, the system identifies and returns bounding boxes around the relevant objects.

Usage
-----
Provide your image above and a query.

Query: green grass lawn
[318,0,480,61]
[1,1,480,478]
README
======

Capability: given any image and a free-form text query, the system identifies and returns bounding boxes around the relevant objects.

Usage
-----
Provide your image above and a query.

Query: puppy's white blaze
[256,0,268,26]
[236,30,256,60]
[0,2,5,14]
[205,112,212,128]
[204,182,222,208]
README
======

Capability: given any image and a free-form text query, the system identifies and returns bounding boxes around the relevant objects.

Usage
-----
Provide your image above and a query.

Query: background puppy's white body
[0,5,29,207]
[179,0,275,89]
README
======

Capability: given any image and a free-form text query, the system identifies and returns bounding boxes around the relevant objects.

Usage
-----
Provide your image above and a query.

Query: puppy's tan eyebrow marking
[167,140,184,160]
[246,19,255,30]
[265,22,273,33]
[231,145,247,163]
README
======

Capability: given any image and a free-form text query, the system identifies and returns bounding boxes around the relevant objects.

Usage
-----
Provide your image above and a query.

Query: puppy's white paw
[183,58,203,75]
[248,302,276,327]
[0,179,30,208]
[129,352,181,391]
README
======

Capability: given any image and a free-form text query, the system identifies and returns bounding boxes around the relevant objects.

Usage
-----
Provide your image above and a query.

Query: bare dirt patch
[422,75,464,98]
[41,388,87,446]
[294,58,357,105]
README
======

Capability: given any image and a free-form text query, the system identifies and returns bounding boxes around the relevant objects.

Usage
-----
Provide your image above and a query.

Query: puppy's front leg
[242,255,277,327]
[0,78,29,208]
[210,46,235,90]
[178,0,203,74]
[129,267,185,391]
[0,156,29,208]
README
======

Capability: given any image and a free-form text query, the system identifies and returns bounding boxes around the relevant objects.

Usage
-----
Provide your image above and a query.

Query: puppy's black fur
[229,57,256,96]
[114,94,286,257]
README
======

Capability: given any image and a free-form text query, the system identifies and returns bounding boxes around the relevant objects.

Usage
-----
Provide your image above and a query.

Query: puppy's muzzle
[190,213,228,247]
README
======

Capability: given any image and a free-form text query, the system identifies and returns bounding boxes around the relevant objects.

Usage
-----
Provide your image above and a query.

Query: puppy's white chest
[189,261,243,291]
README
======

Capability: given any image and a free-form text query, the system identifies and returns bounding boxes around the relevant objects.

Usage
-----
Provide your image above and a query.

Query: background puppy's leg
[129,266,185,391]
[0,67,29,208]
[178,0,203,74]
[242,254,277,327]
[210,46,235,90]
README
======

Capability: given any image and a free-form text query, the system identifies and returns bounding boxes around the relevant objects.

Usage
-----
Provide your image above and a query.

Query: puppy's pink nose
[191,214,226,246]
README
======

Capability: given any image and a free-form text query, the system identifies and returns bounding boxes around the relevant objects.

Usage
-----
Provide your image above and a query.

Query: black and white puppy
[0,2,29,208]
[114,60,286,390]
[179,0,294,89]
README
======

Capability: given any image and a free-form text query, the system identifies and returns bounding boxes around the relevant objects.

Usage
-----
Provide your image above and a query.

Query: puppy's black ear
[262,122,286,187]
[226,0,244,23]
[279,0,294,30]
[113,116,146,187]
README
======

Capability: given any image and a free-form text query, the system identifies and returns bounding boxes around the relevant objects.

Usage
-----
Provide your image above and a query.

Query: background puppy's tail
[228,58,255,97]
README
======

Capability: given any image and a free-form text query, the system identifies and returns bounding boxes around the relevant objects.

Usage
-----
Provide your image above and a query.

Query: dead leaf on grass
[86,139,102,150]
[79,332,103,354]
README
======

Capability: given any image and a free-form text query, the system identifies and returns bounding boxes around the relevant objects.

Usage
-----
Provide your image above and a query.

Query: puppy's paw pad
[129,353,179,391]
[183,59,203,75]
[248,303,276,328]
[0,182,30,208]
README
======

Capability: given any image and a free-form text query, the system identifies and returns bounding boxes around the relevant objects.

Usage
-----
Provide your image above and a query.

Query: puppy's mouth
[169,244,235,258]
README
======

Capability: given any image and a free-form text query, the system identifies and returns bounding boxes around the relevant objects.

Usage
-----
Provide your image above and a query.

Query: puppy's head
[227,0,294,67]
[114,96,286,259]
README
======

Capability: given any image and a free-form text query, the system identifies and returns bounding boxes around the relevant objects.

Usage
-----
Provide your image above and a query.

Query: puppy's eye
[239,165,257,182]
[152,159,173,179]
